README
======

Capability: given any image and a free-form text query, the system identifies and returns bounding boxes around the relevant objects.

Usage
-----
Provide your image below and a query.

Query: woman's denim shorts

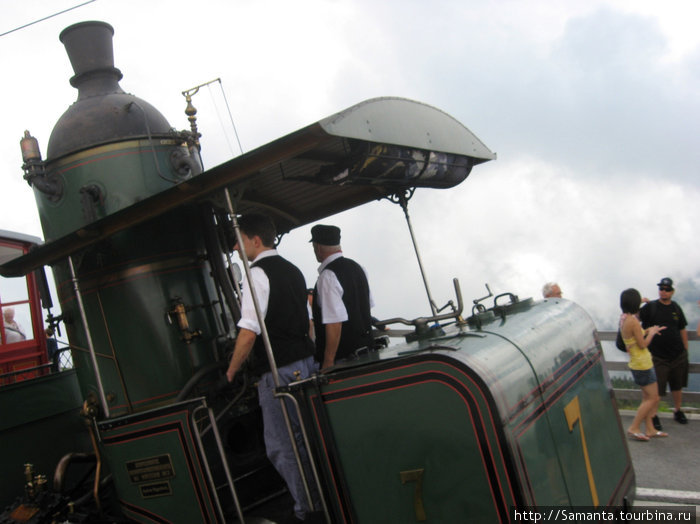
[631,367,657,387]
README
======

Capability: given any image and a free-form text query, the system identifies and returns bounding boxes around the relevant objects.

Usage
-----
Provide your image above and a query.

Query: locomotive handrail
[191,403,244,523]
[374,277,464,329]
[0,363,51,383]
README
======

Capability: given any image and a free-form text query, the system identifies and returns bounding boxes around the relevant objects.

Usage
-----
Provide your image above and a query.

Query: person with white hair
[2,307,26,343]
[542,282,562,299]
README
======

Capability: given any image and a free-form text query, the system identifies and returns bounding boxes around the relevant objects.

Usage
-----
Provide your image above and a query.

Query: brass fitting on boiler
[168,297,202,344]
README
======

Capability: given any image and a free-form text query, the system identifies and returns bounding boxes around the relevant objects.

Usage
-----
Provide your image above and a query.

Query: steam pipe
[176,361,226,402]
[86,419,103,512]
[200,206,241,328]
[53,453,96,493]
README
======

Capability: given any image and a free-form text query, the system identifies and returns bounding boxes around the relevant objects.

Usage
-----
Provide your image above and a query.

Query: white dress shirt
[237,249,278,335]
[316,252,374,324]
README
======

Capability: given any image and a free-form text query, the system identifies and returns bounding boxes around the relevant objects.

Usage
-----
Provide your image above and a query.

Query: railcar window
[0,245,35,345]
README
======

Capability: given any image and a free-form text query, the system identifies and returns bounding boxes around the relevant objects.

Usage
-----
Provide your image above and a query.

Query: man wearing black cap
[639,277,689,426]
[310,224,374,370]
[225,214,319,523]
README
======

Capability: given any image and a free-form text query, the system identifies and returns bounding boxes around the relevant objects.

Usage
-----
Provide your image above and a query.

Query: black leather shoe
[652,415,662,431]
[674,410,688,424]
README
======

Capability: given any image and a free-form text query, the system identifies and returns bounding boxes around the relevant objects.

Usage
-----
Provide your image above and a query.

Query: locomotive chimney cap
[59,21,122,87]
[47,20,172,160]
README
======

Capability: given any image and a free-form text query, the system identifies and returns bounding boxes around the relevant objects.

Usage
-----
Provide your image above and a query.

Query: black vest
[312,256,373,362]
[249,255,314,374]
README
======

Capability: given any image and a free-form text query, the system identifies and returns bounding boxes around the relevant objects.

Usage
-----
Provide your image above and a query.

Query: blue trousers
[257,356,319,519]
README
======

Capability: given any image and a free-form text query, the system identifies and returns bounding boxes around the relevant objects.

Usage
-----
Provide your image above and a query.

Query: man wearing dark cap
[310,224,374,370]
[225,214,319,523]
[639,277,689,427]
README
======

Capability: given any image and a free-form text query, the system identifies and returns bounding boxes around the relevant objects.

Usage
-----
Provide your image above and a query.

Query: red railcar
[0,230,50,384]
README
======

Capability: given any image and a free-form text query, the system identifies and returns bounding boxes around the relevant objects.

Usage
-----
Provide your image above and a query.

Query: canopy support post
[390,189,438,317]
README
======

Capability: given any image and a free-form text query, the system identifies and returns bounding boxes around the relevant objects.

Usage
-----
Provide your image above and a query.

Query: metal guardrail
[0,362,52,383]
[55,346,73,371]
[599,330,700,404]
[0,346,73,385]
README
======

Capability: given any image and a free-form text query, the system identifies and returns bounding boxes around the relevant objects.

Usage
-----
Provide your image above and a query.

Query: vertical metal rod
[398,194,438,317]
[192,404,244,523]
[223,188,280,386]
[276,390,331,523]
[68,256,110,418]
[222,188,314,508]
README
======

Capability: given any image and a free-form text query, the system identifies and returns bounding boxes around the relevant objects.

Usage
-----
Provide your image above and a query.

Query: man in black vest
[225,214,318,523]
[310,224,374,370]
[639,277,689,428]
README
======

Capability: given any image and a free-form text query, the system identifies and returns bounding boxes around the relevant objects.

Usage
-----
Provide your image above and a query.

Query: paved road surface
[619,409,698,524]
[619,410,698,496]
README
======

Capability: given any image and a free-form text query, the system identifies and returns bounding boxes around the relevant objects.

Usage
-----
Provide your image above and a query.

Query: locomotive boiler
[0,20,634,523]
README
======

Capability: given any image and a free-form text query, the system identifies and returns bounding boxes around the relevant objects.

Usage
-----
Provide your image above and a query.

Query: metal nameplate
[139,481,173,499]
[126,454,175,484]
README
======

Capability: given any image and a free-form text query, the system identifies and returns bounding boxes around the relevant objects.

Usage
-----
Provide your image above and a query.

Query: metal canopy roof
[0,97,495,277]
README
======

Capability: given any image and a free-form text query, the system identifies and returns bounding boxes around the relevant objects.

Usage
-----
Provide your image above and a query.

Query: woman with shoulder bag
[619,288,667,441]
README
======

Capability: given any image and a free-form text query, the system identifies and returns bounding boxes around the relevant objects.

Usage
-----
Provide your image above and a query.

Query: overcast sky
[1,0,699,334]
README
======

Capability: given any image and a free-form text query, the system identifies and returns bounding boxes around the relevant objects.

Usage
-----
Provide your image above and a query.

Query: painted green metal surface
[316,359,517,522]
[36,139,190,241]
[52,208,222,416]
[0,370,89,507]
[294,298,634,522]
[98,399,220,522]
[465,299,633,507]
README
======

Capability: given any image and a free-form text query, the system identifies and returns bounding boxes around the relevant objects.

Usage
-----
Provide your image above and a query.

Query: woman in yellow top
[620,288,667,441]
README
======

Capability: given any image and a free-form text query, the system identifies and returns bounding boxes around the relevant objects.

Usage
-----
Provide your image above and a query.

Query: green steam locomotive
[0,21,633,523]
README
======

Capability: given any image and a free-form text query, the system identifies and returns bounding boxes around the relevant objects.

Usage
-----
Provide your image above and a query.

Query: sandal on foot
[627,432,649,441]
[647,431,669,438]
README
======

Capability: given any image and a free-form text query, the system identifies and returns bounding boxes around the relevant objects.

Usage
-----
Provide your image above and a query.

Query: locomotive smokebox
[30,21,199,241]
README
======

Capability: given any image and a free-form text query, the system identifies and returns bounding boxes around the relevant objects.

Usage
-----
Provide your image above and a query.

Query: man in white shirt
[225,214,318,523]
[310,225,374,370]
